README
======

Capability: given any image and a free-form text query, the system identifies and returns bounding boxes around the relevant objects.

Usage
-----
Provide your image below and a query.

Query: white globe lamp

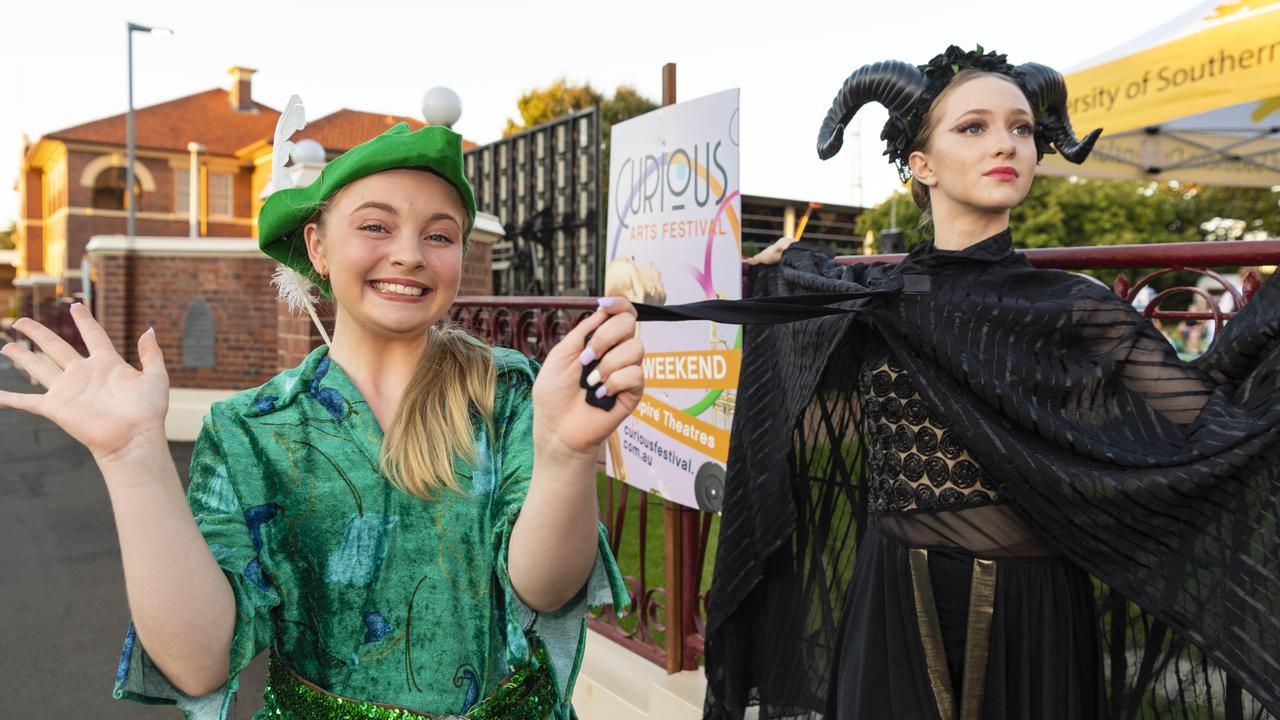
[422,86,462,128]
[292,138,326,164]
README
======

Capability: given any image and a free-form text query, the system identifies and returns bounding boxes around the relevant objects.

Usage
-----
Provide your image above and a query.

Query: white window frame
[175,168,192,214]
[208,172,233,217]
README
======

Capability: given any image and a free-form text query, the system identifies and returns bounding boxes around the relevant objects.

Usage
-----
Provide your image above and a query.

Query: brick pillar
[93,254,131,357]
[277,298,334,370]
[87,237,279,389]
[460,241,493,295]
[462,212,501,296]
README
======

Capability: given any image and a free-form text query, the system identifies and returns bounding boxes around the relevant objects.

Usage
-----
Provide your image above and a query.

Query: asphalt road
[0,358,267,718]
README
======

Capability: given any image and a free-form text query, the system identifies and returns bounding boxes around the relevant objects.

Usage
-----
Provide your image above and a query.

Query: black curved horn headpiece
[816,60,927,161]
[816,46,1103,179]
[1014,62,1102,164]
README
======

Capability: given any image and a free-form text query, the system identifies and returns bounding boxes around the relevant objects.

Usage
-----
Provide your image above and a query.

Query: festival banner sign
[603,89,741,512]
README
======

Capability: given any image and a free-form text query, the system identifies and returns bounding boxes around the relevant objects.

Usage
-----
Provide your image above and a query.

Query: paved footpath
[0,358,267,717]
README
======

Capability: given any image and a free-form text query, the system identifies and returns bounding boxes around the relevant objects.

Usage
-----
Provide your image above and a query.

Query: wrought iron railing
[452,237,1279,674]
[449,297,596,359]
[841,240,1279,329]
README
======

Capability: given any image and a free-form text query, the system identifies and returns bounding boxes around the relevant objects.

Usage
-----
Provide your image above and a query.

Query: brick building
[14,67,478,297]
[12,67,499,423]
[16,68,276,296]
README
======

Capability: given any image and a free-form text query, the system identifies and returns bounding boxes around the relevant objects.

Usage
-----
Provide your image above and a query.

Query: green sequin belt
[262,643,558,720]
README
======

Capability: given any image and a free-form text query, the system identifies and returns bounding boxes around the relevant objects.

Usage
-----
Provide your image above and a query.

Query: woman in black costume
[637,47,1280,720]
[816,58,1106,720]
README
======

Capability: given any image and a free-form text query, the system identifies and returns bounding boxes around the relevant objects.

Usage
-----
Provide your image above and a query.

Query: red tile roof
[295,109,425,153]
[46,89,281,156]
[297,109,478,154]
[296,109,478,152]
[43,94,477,160]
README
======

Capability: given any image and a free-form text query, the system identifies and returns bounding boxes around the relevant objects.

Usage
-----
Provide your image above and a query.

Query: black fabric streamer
[636,230,1280,720]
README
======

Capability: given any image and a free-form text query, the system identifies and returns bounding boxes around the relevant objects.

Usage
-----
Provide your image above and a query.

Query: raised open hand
[531,297,644,459]
[0,304,170,461]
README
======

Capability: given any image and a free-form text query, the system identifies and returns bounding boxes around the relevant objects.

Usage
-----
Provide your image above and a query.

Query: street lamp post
[126,22,173,239]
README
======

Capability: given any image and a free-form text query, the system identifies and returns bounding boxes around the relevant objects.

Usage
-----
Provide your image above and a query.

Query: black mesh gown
[824,338,1105,720]
[638,229,1280,720]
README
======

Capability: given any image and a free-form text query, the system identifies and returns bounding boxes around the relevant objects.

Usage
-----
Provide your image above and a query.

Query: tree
[853,188,923,250]
[600,86,658,130]
[855,177,1280,251]
[0,221,14,250]
[504,80,659,240]
[503,79,659,140]
[503,79,604,137]
[852,177,1279,301]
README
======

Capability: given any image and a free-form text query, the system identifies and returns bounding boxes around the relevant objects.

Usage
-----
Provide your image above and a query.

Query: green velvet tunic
[112,345,627,720]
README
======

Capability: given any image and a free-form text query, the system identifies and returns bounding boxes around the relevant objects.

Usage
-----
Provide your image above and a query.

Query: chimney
[228,66,257,112]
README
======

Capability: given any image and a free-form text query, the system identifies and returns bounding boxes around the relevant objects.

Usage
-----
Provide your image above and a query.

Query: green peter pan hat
[258,122,477,297]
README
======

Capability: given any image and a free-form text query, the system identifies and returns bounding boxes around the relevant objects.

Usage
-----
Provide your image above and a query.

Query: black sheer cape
[643,230,1280,719]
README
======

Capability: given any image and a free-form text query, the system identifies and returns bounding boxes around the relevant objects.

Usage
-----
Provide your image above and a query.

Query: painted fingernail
[595,385,609,399]
[147,327,155,335]
[578,346,596,365]
[597,296,615,309]
[586,368,602,387]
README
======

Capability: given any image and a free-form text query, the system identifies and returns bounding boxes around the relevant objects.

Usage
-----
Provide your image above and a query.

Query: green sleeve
[489,352,630,719]
[112,412,281,720]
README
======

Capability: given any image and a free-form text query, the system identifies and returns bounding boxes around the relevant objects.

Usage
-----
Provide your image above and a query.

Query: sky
[0,0,1202,227]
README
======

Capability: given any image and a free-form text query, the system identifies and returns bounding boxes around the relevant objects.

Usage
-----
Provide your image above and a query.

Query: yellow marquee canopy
[1039,0,1280,186]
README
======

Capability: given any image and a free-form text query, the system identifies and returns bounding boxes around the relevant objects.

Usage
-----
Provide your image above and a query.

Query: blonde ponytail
[380,325,496,498]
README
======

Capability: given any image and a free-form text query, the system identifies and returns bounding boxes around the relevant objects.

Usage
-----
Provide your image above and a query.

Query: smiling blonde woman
[0,123,644,720]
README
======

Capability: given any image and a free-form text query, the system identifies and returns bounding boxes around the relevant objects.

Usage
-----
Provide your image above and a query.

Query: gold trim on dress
[960,558,997,720]
[909,548,956,720]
